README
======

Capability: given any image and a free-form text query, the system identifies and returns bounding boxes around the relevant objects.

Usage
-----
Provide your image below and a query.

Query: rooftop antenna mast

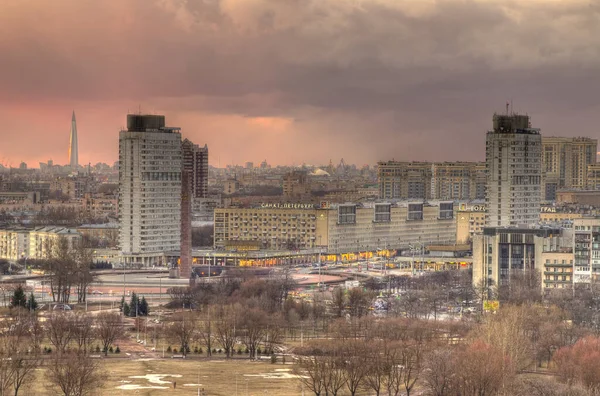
[506,101,510,116]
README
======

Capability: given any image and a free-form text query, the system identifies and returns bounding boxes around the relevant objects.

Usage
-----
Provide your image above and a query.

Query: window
[439,202,454,219]
[408,203,423,221]
[374,204,391,222]
[338,205,356,225]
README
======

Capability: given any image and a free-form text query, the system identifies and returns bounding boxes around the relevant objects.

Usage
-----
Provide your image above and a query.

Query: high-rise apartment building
[119,114,182,266]
[69,111,78,171]
[432,162,486,200]
[378,161,485,200]
[283,170,310,199]
[182,139,209,199]
[542,137,597,200]
[377,162,433,200]
[485,113,542,227]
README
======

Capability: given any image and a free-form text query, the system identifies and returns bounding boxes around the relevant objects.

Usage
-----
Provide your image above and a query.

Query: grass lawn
[32,357,303,396]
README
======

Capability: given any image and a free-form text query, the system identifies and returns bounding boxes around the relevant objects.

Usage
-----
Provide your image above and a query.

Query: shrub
[237,348,243,355]
[270,354,277,364]
[167,346,172,352]
[115,346,121,354]
[109,346,114,353]
[95,345,101,353]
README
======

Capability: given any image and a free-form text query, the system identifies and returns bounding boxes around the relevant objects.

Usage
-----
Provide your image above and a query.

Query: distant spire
[69,111,79,171]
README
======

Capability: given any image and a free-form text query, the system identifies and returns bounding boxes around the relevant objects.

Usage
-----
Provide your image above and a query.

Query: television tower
[69,111,78,170]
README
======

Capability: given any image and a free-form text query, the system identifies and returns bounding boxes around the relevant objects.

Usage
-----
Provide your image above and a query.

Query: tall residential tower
[485,113,542,227]
[69,111,78,171]
[118,114,182,267]
[181,139,209,199]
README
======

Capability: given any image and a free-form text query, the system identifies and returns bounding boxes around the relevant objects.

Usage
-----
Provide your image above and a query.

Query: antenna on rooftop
[506,101,510,115]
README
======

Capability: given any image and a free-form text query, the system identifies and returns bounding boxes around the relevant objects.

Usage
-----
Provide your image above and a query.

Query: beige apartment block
[542,137,597,200]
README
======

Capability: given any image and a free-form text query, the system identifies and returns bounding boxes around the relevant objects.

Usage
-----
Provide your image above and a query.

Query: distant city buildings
[377,161,485,201]
[282,170,310,199]
[118,114,182,266]
[485,113,542,227]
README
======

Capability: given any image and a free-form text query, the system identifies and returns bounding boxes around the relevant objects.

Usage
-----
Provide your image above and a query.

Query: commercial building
[472,227,566,292]
[456,203,487,244]
[214,201,457,254]
[485,113,542,227]
[542,137,597,200]
[325,201,457,253]
[214,203,327,250]
[377,161,485,201]
[118,114,182,266]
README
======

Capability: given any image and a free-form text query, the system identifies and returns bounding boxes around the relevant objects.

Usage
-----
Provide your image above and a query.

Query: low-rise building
[0,226,81,261]
[215,201,458,254]
[540,250,574,290]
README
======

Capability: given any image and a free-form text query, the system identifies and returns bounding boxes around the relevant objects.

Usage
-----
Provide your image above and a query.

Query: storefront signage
[260,203,314,209]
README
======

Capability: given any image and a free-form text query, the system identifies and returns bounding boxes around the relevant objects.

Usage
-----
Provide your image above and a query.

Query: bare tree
[44,237,77,303]
[72,313,95,354]
[0,313,41,395]
[341,341,369,396]
[347,287,373,319]
[73,242,95,303]
[166,312,197,357]
[47,312,76,355]
[454,340,513,396]
[331,287,345,318]
[322,355,346,396]
[213,304,240,358]
[46,353,104,396]
[95,312,124,357]
[422,347,458,396]
[238,307,268,359]
[295,357,326,396]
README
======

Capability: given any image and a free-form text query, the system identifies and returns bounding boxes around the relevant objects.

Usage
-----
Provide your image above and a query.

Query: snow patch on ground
[244,371,305,379]
[117,384,169,390]
[129,374,182,385]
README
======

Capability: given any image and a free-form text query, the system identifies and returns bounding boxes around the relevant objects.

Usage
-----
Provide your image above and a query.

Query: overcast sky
[1,0,599,168]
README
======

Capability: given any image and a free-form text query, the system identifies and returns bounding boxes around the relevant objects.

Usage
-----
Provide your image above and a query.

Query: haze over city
[2,0,599,167]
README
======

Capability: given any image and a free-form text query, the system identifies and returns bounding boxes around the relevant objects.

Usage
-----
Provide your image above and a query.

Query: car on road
[52,304,72,311]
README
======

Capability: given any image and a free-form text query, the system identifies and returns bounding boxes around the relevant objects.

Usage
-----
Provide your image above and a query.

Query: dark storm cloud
[0,0,599,165]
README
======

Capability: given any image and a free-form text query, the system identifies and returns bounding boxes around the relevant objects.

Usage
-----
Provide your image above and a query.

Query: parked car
[52,304,72,311]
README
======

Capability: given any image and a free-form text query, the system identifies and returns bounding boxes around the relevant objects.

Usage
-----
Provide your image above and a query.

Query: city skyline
[2,0,599,167]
